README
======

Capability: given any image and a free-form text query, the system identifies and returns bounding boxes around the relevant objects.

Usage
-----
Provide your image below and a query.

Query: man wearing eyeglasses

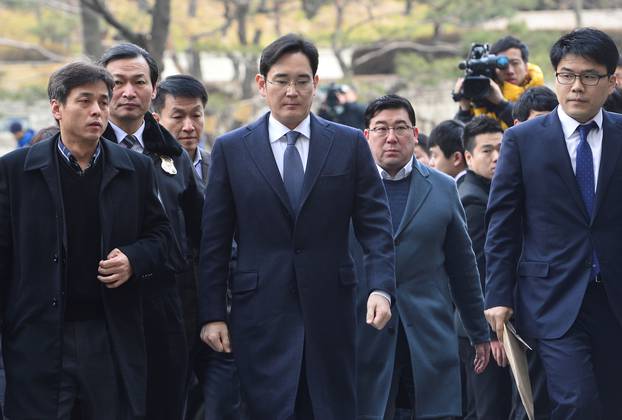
[356,94,490,420]
[485,28,622,420]
[197,33,395,420]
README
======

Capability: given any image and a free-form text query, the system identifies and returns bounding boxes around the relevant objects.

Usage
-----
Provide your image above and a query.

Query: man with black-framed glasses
[355,94,490,420]
[485,28,622,420]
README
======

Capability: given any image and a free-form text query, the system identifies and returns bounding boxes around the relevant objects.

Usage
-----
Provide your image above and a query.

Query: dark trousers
[57,319,137,420]
[458,337,511,420]
[509,339,550,420]
[292,353,314,420]
[144,287,188,420]
[536,281,622,420]
[384,322,415,420]
[195,344,246,420]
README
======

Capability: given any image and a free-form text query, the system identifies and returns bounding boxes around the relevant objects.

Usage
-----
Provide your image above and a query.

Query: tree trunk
[404,0,413,15]
[574,0,583,28]
[149,0,171,72]
[188,0,198,16]
[80,0,103,59]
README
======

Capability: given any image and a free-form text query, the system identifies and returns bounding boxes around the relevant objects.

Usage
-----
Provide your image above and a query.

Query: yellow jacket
[472,63,545,129]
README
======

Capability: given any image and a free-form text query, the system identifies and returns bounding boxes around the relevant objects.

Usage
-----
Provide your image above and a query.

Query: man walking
[198,34,395,420]
[485,28,622,419]
[0,61,170,419]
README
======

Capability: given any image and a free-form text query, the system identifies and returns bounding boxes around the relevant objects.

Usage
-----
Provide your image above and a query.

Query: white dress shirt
[558,107,603,192]
[268,114,311,178]
[377,157,414,181]
[108,120,147,153]
[193,148,203,179]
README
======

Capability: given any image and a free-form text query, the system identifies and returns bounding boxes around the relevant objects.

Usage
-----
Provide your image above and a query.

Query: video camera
[454,43,509,102]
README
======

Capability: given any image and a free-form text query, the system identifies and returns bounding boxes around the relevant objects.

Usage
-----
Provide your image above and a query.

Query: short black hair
[152,74,208,113]
[491,36,529,62]
[259,34,319,77]
[550,28,619,75]
[618,55,622,68]
[364,94,416,128]
[417,132,429,154]
[462,116,503,153]
[512,86,558,122]
[604,88,622,113]
[48,61,113,104]
[98,43,160,87]
[428,119,465,158]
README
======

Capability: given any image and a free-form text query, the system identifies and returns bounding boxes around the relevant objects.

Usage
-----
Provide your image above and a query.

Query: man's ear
[152,112,160,123]
[256,73,267,98]
[453,151,464,168]
[51,99,62,121]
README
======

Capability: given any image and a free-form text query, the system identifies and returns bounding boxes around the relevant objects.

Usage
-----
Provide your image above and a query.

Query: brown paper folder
[503,322,534,420]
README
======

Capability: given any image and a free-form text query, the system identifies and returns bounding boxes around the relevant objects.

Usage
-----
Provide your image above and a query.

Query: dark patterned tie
[575,121,600,276]
[121,134,138,150]
[283,131,304,210]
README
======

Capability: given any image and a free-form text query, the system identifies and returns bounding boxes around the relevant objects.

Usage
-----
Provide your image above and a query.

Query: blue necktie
[575,121,600,276]
[283,131,304,210]
[121,134,139,150]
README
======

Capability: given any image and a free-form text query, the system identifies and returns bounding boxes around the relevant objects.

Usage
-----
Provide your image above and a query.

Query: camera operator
[454,36,544,129]
[318,83,366,130]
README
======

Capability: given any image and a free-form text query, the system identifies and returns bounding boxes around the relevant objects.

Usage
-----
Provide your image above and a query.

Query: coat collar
[242,112,334,220]
[394,158,432,239]
[102,112,183,157]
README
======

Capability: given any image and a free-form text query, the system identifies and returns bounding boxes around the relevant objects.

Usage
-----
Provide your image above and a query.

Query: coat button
[295,249,302,254]
[52,254,59,263]
[51,298,58,307]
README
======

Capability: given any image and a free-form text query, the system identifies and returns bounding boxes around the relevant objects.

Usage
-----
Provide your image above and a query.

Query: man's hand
[453,78,472,111]
[201,321,232,353]
[484,306,513,342]
[474,342,491,374]
[97,248,133,288]
[491,340,508,367]
[366,293,391,330]
[485,79,505,105]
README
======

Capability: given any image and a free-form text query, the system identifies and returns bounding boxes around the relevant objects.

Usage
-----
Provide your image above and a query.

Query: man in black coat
[457,116,509,419]
[0,62,171,419]
[99,43,204,420]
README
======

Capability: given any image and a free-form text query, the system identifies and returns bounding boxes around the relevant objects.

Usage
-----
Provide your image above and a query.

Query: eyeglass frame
[264,77,314,91]
[555,72,610,86]
[367,125,415,138]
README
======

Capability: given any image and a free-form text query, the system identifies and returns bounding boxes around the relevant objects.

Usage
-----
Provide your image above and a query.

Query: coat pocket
[339,265,357,286]
[231,271,258,293]
[517,261,550,278]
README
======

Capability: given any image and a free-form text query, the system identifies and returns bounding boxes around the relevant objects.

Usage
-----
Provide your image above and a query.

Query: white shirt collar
[455,169,467,181]
[268,113,311,143]
[108,120,146,148]
[557,106,603,140]
[377,157,414,181]
[193,148,202,167]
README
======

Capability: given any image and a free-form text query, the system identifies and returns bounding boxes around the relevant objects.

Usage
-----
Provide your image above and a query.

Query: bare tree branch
[352,40,460,68]
[81,0,147,47]
[0,37,66,61]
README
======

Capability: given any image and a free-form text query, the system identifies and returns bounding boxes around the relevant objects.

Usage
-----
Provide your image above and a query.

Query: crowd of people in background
[1,25,621,420]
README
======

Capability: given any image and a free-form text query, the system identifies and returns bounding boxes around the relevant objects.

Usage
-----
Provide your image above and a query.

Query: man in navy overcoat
[198,34,395,420]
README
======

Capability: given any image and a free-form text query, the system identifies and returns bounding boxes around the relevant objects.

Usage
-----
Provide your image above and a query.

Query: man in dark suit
[0,62,170,419]
[485,28,622,420]
[428,119,468,185]
[153,74,211,186]
[457,116,509,419]
[198,34,395,420]
[99,44,204,420]
[355,95,490,420]
[153,74,245,419]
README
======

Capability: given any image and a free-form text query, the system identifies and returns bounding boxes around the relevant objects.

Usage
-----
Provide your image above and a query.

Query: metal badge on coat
[160,155,177,175]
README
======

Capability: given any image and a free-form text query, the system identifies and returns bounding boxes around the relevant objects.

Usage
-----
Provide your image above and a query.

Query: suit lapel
[546,111,591,221]
[243,114,295,218]
[394,160,432,239]
[24,136,67,249]
[593,111,622,223]
[298,114,334,214]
